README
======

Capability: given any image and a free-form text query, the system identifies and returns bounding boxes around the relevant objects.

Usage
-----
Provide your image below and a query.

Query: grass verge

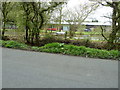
[0,40,119,60]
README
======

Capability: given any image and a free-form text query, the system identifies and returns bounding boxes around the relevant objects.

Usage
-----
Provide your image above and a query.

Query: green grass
[0,40,28,49]
[0,40,119,60]
[40,43,120,60]
[83,32,101,35]
[75,32,101,35]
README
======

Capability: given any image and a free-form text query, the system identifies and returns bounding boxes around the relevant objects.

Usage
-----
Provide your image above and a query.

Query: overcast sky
[67,0,113,22]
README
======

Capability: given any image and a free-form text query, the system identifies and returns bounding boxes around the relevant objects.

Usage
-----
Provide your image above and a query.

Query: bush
[85,48,99,58]
[1,36,10,40]
[39,35,56,46]
[31,46,40,51]
[43,43,64,49]
[0,40,2,46]
[40,42,119,60]
[40,34,56,45]
[2,40,28,49]
[96,50,110,59]
[0,40,6,47]
[109,50,119,59]
[1,40,119,60]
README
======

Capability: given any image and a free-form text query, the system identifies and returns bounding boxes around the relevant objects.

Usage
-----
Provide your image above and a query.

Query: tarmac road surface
[2,48,118,88]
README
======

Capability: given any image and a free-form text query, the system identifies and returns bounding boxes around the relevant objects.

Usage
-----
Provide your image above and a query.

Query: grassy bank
[0,40,119,60]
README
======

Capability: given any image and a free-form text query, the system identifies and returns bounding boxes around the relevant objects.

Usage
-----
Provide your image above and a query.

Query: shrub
[62,45,86,56]
[1,40,119,60]
[0,40,5,46]
[41,43,119,60]
[43,43,64,49]
[31,46,40,51]
[85,48,99,58]
[4,40,28,49]
[1,36,10,40]
[64,45,75,50]
[42,34,56,43]
[97,50,110,59]
[39,35,71,46]
[109,50,119,59]
[39,34,58,46]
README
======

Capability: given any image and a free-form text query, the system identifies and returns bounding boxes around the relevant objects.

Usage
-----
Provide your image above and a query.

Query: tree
[90,0,120,49]
[51,4,67,31]
[0,2,14,38]
[22,2,65,45]
[64,2,98,38]
[105,1,120,48]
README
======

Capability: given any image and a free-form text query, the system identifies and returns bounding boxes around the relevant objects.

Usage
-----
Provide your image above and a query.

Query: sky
[67,0,113,23]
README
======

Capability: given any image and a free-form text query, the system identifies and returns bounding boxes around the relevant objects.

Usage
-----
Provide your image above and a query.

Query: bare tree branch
[100,26,108,41]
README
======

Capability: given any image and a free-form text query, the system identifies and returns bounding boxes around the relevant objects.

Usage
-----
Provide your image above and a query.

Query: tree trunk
[25,15,29,42]
[107,3,119,49]
[2,22,6,38]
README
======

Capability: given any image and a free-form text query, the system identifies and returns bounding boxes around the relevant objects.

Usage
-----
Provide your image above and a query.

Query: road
[2,48,118,88]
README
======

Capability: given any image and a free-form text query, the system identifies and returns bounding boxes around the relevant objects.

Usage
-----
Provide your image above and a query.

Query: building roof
[81,22,112,26]
[49,21,112,26]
